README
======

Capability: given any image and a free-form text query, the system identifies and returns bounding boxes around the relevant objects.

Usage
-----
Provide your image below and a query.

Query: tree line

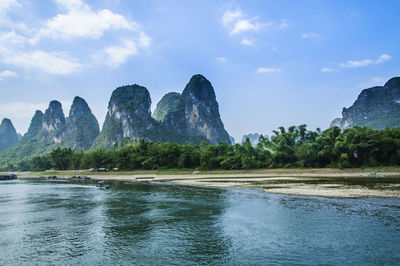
[3,125,400,171]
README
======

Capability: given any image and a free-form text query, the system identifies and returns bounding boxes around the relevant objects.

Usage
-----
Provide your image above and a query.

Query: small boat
[97,181,111,189]
[0,174,17,181]
[360,172,386,178]
[135,176,154,182]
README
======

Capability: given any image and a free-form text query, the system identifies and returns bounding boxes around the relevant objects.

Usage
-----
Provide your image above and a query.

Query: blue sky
[0,0,399,142]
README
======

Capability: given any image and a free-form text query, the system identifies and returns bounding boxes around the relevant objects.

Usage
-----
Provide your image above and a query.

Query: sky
[0,0,399,142]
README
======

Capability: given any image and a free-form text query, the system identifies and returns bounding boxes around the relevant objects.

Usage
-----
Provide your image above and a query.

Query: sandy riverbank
[13,168,400,198]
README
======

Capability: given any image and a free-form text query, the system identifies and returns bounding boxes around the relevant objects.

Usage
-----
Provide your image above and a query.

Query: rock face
[93,74,231,148]
[0,74,231,163]
[0,118,19,151]
[27,110,44,136]
[0,102,66,163]
[43,101,66,133]
[153,92,181,122]
[0,98,99,164]
[331,77,400,129]
[42,100,67,144]
[93,84,163,147]
[65,97,100,150]
[163,74,231,145]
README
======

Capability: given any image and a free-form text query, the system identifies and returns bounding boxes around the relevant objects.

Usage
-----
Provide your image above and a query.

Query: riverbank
[11,168,400,198]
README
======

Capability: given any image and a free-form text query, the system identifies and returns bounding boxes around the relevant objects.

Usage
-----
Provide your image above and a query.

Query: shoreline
[11,168,400,198]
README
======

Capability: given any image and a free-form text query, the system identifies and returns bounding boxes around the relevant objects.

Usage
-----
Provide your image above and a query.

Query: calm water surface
[0,178,399,265]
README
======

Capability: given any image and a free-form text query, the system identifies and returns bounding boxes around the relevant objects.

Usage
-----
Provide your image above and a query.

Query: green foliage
[111,84,151,111]
[50,147,74,170]
[153,92,181,122]
[4,125,400,171]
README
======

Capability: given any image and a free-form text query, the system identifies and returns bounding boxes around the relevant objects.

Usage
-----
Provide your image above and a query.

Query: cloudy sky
[0,0,399,141]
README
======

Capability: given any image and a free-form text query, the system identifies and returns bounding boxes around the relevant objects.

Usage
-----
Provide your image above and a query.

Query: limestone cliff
[64,97,100,150]
[163,74,231,144]
[331,77,400,129]
[0,98,100,164]
[92,84,165,148]
[0,74,232,163]
[0,118,19,151]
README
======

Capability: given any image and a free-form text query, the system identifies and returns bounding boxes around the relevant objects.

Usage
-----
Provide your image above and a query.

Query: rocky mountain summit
[163,74,231,145]
[331,77,400,129]
[0,118,19,151]
[65,97,100,150]
[92,84,163,147]
[93,74,231,148]
[0,98,99,163]
[0,74,231,163]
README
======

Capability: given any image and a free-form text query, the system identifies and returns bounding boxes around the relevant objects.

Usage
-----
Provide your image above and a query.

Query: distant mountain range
[1,75,400,166]
[0,97,100,165]
[0,74,231,165]
[331,77,400,129]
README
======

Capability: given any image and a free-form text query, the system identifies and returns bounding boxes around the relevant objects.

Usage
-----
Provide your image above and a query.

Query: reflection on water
[0,179,399,265]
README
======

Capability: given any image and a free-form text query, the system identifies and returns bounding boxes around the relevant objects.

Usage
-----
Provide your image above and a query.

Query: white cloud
[221,9,243,26]
[138,33,151,48]
[221,8,282,36]
[104,40,138,67]
[339,54,391,68]
[0,31,81,75]
[375,54,391,63]
[0,0,21,14]
[1,49,82,75]
[231,19,263,35]
[241,38,254,46]
[35,0,138,41]
[0,31,27,46]
[216,57,227,63]
[0,70,17,80]
[0,0,150,74]
[321,67,335,72]
[0,31,82,75]
[339,59,374,68]
[256,67,281,74]
[302,32,319,39]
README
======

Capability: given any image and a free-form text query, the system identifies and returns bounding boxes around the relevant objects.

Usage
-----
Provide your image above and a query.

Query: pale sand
[13,169,400,198]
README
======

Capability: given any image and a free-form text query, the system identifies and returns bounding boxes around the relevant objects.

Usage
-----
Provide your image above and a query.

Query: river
[1,179,399,265]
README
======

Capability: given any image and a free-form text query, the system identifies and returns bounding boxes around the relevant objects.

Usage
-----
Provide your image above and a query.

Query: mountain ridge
[331,77,400,129]
[0,74,232,165]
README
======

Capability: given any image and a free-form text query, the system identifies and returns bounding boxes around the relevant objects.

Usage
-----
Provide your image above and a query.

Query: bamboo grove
[4,125,400,171]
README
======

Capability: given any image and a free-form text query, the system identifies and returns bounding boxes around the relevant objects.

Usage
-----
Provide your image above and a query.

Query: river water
[0,179,399,265]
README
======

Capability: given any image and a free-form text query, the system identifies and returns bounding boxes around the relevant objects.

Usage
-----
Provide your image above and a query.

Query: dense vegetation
[2,125,400,171]
[152,92,181,122]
